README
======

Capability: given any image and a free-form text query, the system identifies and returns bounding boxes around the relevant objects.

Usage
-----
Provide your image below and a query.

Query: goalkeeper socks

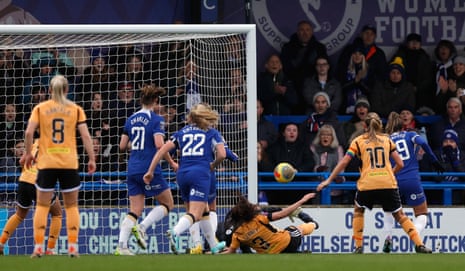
[0,213,23,244]
[33,203,50,245]
[300,222,316,235]
[48,214,63,250]
[65,205,80,244]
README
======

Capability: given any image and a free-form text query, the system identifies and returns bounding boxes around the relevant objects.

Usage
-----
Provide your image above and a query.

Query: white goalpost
[0,24,257,255]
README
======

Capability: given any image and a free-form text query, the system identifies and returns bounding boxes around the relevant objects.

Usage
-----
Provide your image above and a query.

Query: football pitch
[2,253,464,271]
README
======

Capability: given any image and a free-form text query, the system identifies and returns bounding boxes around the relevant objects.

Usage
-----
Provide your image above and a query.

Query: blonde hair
[348,52,368,77]
[312,124,339,148]
[364,112,384,142]
[385,111,403,134]
[49,75,72,106]
[187,103,219,130]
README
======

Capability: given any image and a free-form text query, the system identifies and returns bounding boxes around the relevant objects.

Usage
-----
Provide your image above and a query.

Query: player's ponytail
[385,111,402,134]
[365,112,382,142]
[49,75,72,106]
[188,103,219,130]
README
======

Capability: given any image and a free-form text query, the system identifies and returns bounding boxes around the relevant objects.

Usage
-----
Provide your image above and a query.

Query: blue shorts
[397,178,426,206]
[127,173,170,197]
[177,169,211,203]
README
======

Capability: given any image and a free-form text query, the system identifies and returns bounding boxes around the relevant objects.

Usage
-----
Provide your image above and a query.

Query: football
[273,162,297,183]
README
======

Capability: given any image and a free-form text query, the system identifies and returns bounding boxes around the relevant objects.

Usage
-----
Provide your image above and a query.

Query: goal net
[0,24,257,255]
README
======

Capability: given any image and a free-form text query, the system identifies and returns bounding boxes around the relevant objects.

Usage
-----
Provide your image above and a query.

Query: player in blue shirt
[116,85,177,256]
[382,111,444,253]
[188,141,238,254]
[144,103,226,255]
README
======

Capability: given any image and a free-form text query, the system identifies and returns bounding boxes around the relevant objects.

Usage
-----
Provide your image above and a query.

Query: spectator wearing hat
[343,97,370,146]
[336,23,388,90]
[302,55,342,114]
[299,91,345,149]
[339,45,371,114]
[392,33,436,111]
[369,56,416,118]
[434,40,458,114]
[428,97,465,152]
[428,129,465,204]
[417,106,436,117]
[280,20,328,114]
[340,97,369,190]
[396,105,433,148]
[397,105,419,130]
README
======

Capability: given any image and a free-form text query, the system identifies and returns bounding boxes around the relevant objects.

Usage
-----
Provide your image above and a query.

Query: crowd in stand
[0,22,464,206]
[258,20,465,205]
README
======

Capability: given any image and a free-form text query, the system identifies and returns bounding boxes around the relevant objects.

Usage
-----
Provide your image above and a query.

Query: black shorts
[16,182,36,208]
[281,225,302,253]
[16,181,59,208]
[354,188,402,212]
[36,169,81,192]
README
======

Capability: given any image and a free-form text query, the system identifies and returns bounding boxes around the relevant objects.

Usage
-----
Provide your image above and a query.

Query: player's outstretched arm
[317,154,351,191]
[270,192,316,221]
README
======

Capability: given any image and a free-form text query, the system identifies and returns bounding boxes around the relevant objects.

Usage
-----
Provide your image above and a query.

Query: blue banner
[1,207,193,255]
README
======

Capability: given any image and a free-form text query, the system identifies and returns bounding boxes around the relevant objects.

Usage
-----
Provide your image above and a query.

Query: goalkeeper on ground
[220,192,318,254]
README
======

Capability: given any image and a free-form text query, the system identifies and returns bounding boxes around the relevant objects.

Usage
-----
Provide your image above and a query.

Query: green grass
[2,254,465,271]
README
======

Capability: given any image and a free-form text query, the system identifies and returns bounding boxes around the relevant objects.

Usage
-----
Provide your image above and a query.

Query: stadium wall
[1,207,464,254]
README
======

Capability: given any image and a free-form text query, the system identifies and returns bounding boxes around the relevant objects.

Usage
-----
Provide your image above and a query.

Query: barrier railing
[258,172,465,206]
[264,115,442,127]
[1,171,464,206]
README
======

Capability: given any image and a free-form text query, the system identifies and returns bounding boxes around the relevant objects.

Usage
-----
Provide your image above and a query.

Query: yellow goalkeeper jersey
[20,140,39,184]
[229,214,290,254]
